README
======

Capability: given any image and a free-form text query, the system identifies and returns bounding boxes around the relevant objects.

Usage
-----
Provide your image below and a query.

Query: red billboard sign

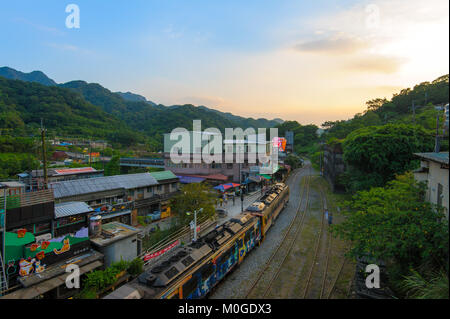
[143,240,180,262]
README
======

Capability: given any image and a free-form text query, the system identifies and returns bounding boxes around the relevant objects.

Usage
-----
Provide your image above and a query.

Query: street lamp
[186,207,203,242]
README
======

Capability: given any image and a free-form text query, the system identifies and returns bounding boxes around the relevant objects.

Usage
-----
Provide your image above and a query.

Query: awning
[258,174,272,180]
[243,176,262,184]
[177,175,206,184]
[213,183,241,192]
[99,210,132,220]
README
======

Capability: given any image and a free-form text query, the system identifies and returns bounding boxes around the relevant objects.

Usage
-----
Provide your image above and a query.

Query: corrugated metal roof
[55,201,93,218]
[50,173,158,199]
[414,152,449,165]
[149,170,178,181]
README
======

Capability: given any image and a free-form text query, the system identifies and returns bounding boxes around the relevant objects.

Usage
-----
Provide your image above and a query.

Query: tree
[284,153,303,169]
[366,98,388,111]
[342,123,434,191]
[104,155,120,176]
[170,183,217,226]
[333,173,448,276]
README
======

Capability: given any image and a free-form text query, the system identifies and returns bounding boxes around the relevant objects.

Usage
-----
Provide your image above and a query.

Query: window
[165,267,179,280]
[157,185,162,192]
[201,263,215,281]
[182,277,198,298]
[35,222,51,234]
[227,163,233,169]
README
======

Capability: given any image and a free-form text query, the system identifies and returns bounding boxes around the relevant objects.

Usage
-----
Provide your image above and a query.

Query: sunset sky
[1,0,448,125]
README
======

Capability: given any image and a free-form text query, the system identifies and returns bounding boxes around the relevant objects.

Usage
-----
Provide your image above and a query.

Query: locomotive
[104,182,289,299]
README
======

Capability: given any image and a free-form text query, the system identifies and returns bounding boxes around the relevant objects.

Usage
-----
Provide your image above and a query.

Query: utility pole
[40,119,48,189]
[434,105,443,153]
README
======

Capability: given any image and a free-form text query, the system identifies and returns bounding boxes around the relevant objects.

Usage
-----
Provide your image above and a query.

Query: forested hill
[0,77,146,145]
[0,67,283,150]
[0,67,57,86]
[322,74,449,140]
[0,67,282,147]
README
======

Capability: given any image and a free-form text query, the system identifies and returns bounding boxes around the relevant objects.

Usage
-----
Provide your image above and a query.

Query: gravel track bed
[209,166,315,299]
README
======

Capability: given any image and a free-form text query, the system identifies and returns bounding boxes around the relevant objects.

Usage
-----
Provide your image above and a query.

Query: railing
[138,214,215,265]
[0,189,54,209]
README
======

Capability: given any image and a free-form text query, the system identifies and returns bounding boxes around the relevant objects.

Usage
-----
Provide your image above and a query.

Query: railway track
[245,167,312,298]
[245,172,352,299]
[301,183,328,298]
[303,183,352,299]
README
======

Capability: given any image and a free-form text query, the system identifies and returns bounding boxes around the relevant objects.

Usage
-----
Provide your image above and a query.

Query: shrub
[127,258,144,276]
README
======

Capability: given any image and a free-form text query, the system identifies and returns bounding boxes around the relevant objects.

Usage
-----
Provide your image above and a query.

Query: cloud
[345,55,407,74]
[47,43,93,55]
[294,34,368,55]
[13,17,65,36]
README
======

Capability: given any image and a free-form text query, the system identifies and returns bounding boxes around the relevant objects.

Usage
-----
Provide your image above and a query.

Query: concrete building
[413,152,449,219]
[163,131,275,183]
[323,142,347,192]
[18,167,104,191]
[90,222,140,267]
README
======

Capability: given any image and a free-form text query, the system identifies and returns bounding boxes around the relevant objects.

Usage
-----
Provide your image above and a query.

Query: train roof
[105,212,257,299]
[245,182,288,215]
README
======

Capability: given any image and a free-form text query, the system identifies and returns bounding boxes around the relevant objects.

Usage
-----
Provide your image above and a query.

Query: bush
[127,258,144,276]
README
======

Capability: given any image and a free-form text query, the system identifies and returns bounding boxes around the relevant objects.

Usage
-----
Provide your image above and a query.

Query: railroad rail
[301,183,328,298]
[244,166,312,298]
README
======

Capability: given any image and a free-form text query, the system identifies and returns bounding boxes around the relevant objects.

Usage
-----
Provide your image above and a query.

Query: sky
[0,0,448,126]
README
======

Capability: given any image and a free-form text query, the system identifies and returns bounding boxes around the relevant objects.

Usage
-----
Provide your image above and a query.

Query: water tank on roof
[89,215,102,237]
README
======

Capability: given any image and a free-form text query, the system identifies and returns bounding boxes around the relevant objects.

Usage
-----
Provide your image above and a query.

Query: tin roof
[54,201,93,219]
[414,152,449,165]
[50,173,158,199]
[149,170,178,181]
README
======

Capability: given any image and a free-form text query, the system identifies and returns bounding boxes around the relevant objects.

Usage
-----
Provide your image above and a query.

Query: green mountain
[58,80,282,139]
[0,76,146,145]
[115,91,157,106]
[0,67,284,152]
[1,67,282,131]
[0,66,57,86]
[322,74,449,141]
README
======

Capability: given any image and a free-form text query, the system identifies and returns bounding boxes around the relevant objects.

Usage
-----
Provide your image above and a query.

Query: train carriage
[246,183,290,238]
[104,182,289,299]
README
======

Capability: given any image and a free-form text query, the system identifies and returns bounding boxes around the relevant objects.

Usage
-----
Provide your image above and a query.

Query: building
[0,188,104,298]
[285,131,294,153]
[54,201,94,237]
[18,167,104,191]
[413,152,449,219]
[50,172,180,224]
[0,181,25,197]
[90,222,141,267]
[323,142,346,192]
[163,131,276,183]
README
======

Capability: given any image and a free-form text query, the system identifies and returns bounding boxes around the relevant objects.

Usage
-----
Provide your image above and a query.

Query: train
[104,182,290,299]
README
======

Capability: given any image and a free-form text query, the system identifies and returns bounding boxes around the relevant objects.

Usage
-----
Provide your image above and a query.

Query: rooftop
[54,201,94,219]
[90,222,140,247]
[50,173,158,199]
[149,170,178,181]
[414,152,449,165]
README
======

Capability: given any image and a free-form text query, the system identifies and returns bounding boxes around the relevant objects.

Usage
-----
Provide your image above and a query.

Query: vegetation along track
[245,167,312,298]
